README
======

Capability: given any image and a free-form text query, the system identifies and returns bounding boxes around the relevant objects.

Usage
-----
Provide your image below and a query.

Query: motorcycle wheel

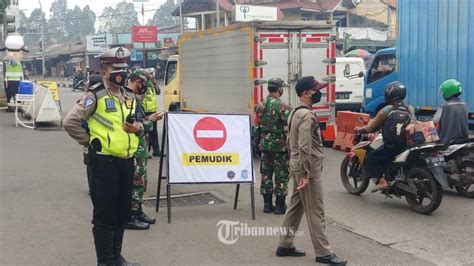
[340,156,369,195]
[454,161,474,198]
[405,168,443,214]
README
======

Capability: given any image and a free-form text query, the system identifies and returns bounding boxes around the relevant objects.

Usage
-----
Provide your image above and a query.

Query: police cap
[95,47,130,68]
[295,76,327,95]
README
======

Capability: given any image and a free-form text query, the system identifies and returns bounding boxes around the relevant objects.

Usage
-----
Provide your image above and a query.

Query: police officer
[254,78,292,215]
[64,47,142,266]
[276,76,346,265]
[4,57,23,112]
[142,68,161,157]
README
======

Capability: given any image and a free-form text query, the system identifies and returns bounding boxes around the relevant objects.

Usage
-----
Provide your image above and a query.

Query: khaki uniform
[278,101,332,257]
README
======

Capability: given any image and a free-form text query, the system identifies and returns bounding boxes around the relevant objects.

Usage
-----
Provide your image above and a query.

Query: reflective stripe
[93,113,114,127]
[6,72,23,77]
[90,115,115,131]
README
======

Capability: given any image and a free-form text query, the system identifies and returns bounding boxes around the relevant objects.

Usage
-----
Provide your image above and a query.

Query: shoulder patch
[83,96,94,108]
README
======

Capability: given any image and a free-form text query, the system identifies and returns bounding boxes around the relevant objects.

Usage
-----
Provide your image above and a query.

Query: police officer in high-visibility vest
[63,47,142,266]
[4,59,24,112]
[142,68,161,157]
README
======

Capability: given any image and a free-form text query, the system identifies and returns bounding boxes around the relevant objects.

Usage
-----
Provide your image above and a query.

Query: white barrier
[21,83,62,127]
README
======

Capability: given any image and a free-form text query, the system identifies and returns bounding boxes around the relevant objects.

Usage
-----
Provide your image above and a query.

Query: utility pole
[38,0,45,77]
[215,0,220,28]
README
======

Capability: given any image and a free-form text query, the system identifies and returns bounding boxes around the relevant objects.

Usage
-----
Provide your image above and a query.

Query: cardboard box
[406,121,439,146]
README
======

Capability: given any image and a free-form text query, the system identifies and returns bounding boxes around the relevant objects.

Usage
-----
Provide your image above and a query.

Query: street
[0,83,472,265]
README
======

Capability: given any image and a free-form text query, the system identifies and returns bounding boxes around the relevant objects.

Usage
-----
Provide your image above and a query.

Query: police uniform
[63,47,141,265]
[276,77,346,266]
[5,60,23,111]
[141,77,160,156]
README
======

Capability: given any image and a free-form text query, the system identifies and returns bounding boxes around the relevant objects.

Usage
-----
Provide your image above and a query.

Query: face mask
[311,90,322,104]
[137,82,147,95]
[108,70,128,87]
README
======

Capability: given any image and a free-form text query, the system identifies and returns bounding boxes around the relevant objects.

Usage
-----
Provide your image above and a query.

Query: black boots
[137,205,156,224]
[125,212,150,230]
[263,194,274,213]
[93,226,115,265]
[275,247,306,257]
[273,195,286,215]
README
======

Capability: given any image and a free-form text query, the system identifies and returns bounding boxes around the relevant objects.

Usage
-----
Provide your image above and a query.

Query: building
[346,0,397,36]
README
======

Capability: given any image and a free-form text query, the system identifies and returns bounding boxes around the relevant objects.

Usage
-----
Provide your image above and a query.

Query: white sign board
[234,5,278,22]
[86,34,112,52]
[167,113,254,184]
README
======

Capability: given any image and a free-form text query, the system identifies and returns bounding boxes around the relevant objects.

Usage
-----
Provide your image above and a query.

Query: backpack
[382,104,412,146]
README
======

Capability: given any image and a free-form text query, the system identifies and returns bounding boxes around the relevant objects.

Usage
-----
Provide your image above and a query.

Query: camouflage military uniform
[255,96,292,196]
[131,104,154,212]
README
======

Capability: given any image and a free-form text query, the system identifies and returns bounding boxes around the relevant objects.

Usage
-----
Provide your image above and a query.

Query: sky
[18,0,169,24]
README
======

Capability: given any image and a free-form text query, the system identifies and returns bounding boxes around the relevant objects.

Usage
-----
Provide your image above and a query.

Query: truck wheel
[168,102,181,112]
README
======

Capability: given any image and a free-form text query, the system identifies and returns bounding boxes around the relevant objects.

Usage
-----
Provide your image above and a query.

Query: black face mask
[108,70,128,87]
[311,90,322,104]
[137,83,147,95]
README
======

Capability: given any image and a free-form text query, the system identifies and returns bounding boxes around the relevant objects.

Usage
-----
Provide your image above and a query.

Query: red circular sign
[193,117,227,151]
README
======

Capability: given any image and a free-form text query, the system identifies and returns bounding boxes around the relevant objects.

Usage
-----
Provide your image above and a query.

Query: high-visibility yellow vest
[88,88,139,158]
[142,85,157,113]
[5,62,23,81]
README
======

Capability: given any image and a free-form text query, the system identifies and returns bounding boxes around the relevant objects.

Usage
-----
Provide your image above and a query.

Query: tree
[64,5,95,41]
[20,8,45,46]
[147,0,179,28]
[98,2,139,34]
[48,0,68,43]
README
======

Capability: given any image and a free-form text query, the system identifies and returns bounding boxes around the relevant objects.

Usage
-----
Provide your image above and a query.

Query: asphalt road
[0,82,472,265]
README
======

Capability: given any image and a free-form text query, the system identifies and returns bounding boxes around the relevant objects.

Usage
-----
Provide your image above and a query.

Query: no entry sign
[193,117,227,151]
[167,113,254,184]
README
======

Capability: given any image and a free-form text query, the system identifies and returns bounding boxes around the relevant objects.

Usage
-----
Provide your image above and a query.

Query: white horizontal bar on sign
[197,130,224,138]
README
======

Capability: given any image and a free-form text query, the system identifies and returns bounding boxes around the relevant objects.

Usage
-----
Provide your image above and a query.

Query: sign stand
[155,113,256,223]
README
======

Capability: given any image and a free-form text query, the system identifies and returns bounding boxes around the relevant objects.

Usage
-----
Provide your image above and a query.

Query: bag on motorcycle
[382,104,412,146]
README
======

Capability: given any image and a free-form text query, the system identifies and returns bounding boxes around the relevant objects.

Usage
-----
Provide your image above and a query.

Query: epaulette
[88,82,104,92]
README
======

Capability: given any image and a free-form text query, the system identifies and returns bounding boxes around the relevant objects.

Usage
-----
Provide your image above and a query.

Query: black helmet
[384,81,407,104]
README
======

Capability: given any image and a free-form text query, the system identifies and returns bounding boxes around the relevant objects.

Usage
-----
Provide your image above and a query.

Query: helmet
[384,81,407,104]
[268,78,285,91]
[130,68,148,82]
[439,79,462,100]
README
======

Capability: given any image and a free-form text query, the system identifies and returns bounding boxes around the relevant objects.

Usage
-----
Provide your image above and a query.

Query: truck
[335,57,365,111]
[360,0,474,128]
[163,21,338,145]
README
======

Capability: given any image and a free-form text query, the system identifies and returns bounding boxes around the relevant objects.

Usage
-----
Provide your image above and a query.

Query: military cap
[268,78,285,91]
[295,76,327,95]
[95,47,130,67]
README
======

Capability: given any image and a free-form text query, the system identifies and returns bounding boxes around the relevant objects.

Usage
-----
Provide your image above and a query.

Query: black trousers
[5,81,20,106]
[90,154,134,228]
[145,112,160,154]
[364,144,405,180]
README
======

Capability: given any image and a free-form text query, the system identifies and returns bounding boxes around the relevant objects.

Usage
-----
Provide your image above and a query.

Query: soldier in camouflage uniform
[255,78,292,214]
[125,69,164,230]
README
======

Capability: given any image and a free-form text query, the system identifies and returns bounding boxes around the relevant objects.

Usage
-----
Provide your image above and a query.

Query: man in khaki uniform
[275,76,346,266]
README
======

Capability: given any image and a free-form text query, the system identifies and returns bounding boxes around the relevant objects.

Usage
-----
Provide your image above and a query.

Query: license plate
[336,93,351,99]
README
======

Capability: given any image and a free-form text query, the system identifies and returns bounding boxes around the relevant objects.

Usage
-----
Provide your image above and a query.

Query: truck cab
[163,55,180,111]
[363,47,397,116]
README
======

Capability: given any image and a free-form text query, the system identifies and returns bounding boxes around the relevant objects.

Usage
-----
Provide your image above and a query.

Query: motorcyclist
[433,79,469,144]
[354,82,415,190]
[73,70,85,88]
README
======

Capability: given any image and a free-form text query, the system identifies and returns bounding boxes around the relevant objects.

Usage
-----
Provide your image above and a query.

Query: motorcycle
[72,76,85,92]
[440,138,474,198]
[340,133,446,214]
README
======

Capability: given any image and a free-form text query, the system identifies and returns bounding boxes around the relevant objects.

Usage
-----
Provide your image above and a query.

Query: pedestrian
[254,78,292,215]
[276,76,346,265]
[63,46,142,266]
[124,69,163,230]
[142,68,161,158]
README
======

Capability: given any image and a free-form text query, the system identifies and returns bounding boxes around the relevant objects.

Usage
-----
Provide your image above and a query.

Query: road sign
[132,26,158,43]
[193,117,227,151]
[167,113,253,184]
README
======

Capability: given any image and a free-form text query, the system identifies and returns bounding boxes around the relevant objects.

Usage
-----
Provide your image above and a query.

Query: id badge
[105,98,117,112]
